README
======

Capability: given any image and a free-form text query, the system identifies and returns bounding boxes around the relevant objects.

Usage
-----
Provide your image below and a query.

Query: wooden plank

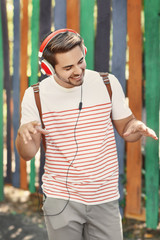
[144,0,160,229]
[39,0,52,39]
[67,0,80,33]
[112,0,127,91]
[29,0,40,193]
[12,0,20,188]
[0,2,4,201]
[54,0,66,30]
[19,0,29,190]
[0,0,9,91]
[111,0,127,216]
[126,0,142,215]
[39,145,45,193]
[80,0,95,70]
[125,208,146,221]
[39,0,52,191]
[95,0,111,72]
[1,0,12,184]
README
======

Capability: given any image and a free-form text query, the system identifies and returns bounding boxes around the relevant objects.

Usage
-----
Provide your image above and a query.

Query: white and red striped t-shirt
[21,70,132,205]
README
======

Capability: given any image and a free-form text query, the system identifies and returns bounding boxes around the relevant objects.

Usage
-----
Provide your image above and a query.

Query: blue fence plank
[39,0,52,192]
[54,0,66,30]
[12,0,20,188]
[111,0,127,216]
[39,0,52,39]
[95,0,111,72]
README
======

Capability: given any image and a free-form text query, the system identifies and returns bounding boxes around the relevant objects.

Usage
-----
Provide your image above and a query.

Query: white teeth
[72,75,81,80]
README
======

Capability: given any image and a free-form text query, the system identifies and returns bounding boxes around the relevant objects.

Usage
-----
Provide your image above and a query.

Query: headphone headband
[39,28,78,57]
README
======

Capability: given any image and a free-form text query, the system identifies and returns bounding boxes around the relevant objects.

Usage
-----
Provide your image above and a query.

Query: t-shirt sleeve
[109,74,132,120]
[20,87,41,125]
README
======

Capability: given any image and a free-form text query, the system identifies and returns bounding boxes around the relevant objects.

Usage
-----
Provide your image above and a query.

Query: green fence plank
[80,0,95,70]
[29,0,40,193]
[144,0,160,229]
[0,2,4,201]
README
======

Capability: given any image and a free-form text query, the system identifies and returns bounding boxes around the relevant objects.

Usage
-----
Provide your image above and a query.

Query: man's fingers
[18,121,42,144]
[142,127,158,140]
[31,121,41,126]
[18,121,49,144]
[123,121,158,141]
[23,128,35,144]
[22,133,28,144]
[134,125,158,140]
[35,126,49,135]
[41,129,49,135]
[22,132,32,144]
[123,130,131,137]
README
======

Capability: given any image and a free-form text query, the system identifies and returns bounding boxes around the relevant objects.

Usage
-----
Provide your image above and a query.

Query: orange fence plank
[19,0,29,190]
[67,0,80,33]
[126,0,142,215]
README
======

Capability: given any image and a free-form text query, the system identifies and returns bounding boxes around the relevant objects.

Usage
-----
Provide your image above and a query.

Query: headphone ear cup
[40,59,55,75]
[84,46,87,56]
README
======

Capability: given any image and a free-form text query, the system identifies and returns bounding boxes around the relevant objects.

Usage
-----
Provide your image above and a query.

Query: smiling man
[16,29,158,240]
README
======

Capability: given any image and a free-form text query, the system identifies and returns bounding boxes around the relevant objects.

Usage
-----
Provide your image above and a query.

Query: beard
[55,70,85,88]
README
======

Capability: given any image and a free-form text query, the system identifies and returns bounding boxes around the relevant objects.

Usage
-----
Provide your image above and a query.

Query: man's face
[54,46,86,88]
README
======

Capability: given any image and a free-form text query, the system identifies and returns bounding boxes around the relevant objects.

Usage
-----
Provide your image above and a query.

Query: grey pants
[43,197,123,240]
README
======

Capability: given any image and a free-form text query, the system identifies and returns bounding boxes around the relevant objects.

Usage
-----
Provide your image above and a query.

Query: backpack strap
[99,72,112,119]
[32,82,46,151]
[99,72,112,101]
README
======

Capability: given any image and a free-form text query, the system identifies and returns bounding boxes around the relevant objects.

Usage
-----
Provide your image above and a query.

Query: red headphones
[39,28,87,76]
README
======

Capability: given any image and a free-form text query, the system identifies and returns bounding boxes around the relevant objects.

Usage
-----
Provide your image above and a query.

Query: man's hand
[123,120,158,140]
[113,114,158,142]
[16,121,49,160]
[18,121,49,144]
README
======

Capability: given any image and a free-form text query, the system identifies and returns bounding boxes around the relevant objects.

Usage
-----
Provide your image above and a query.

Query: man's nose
[73,66,82,75]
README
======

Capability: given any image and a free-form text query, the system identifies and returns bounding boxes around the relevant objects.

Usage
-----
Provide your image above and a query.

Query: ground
[0,185,47,240]
[0,185,160,240]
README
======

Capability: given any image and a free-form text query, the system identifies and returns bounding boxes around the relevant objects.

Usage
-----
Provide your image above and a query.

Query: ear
[40,59,55,75]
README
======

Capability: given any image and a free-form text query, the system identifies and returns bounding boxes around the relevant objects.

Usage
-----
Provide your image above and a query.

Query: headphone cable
[38,86,83,216]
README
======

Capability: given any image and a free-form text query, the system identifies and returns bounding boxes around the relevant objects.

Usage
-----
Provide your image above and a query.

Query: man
[16,29,158,240]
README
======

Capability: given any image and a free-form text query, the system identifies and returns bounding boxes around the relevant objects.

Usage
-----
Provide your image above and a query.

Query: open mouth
[71,73,83,81]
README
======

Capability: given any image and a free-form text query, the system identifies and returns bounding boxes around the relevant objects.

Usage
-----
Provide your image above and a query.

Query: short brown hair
[42,31,84,68]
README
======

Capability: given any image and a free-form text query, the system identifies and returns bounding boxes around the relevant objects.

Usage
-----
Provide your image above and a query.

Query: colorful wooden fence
[0,0,159,229]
